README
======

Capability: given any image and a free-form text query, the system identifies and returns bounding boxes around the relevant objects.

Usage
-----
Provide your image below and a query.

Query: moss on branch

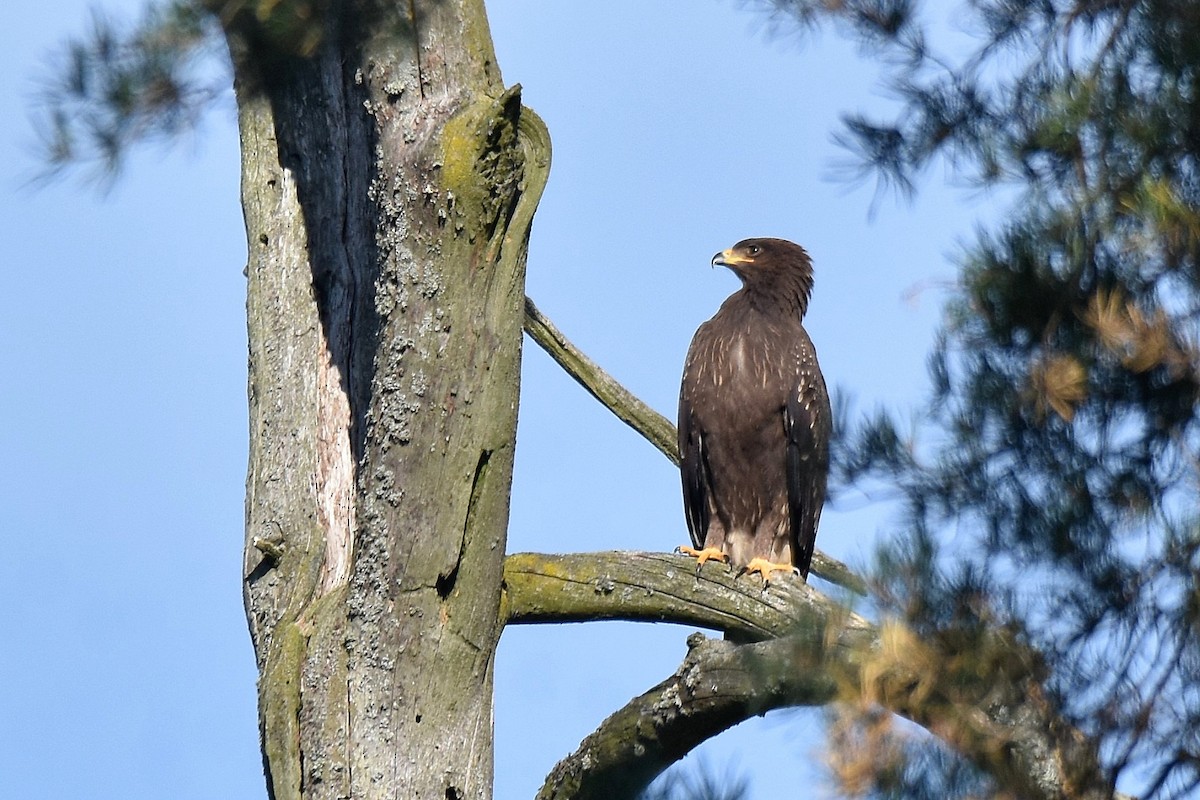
[507,551,1114,800]
[536,633,840,800]
[502,550,871,641]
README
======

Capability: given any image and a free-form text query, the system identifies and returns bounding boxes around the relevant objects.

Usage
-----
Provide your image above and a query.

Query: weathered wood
[522,296,679,463]
[503,550,868,641]
[225,1,551,797]
[536,633,840,800]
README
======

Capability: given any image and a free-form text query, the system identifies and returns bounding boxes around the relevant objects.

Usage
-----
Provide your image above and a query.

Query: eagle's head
[712,237,814,315]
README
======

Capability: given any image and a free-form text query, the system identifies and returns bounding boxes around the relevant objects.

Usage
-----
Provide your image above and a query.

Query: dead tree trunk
[205,3,1115,799]
[217,2,550,797]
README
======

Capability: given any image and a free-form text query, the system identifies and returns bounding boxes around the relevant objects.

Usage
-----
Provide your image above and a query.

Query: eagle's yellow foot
[675,545,729,568]
[739,558,799,585]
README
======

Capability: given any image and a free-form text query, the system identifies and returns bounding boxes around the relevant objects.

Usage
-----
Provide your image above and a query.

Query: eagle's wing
[784,356,830,579]
[678,389,710,550]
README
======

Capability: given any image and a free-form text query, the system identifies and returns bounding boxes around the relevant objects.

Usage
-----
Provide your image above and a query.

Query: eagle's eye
[746,245,762,256]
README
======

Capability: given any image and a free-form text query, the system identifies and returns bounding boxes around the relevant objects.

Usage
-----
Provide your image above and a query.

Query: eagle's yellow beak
[712,248,750,268]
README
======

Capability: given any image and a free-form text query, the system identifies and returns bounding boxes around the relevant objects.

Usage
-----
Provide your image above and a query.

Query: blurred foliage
[826,710,999,800]
[640,760,749,800]
[750,0,1200,796]
[30,0,332,182]
[31,1,225,182]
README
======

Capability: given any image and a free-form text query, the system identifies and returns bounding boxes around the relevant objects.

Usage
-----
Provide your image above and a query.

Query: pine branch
[520,297,867,595]
[506,551,1115,800]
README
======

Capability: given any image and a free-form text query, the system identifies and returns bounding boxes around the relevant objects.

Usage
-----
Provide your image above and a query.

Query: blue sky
[0,2,1001,798]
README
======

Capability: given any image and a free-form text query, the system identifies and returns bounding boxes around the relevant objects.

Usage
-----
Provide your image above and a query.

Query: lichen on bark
[225,2,550,797]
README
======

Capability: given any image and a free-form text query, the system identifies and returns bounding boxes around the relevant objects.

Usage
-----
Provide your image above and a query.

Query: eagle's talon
[741,557,796,586]
[676,545,728,570]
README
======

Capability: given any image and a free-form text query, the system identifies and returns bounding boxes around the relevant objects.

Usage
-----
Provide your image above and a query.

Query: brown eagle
[678,238,831,581]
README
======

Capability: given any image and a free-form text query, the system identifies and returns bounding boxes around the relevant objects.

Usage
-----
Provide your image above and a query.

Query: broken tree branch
[523,295,679,461]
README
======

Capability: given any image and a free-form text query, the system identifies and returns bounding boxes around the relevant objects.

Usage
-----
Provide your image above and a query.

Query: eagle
[677,237,831,582]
